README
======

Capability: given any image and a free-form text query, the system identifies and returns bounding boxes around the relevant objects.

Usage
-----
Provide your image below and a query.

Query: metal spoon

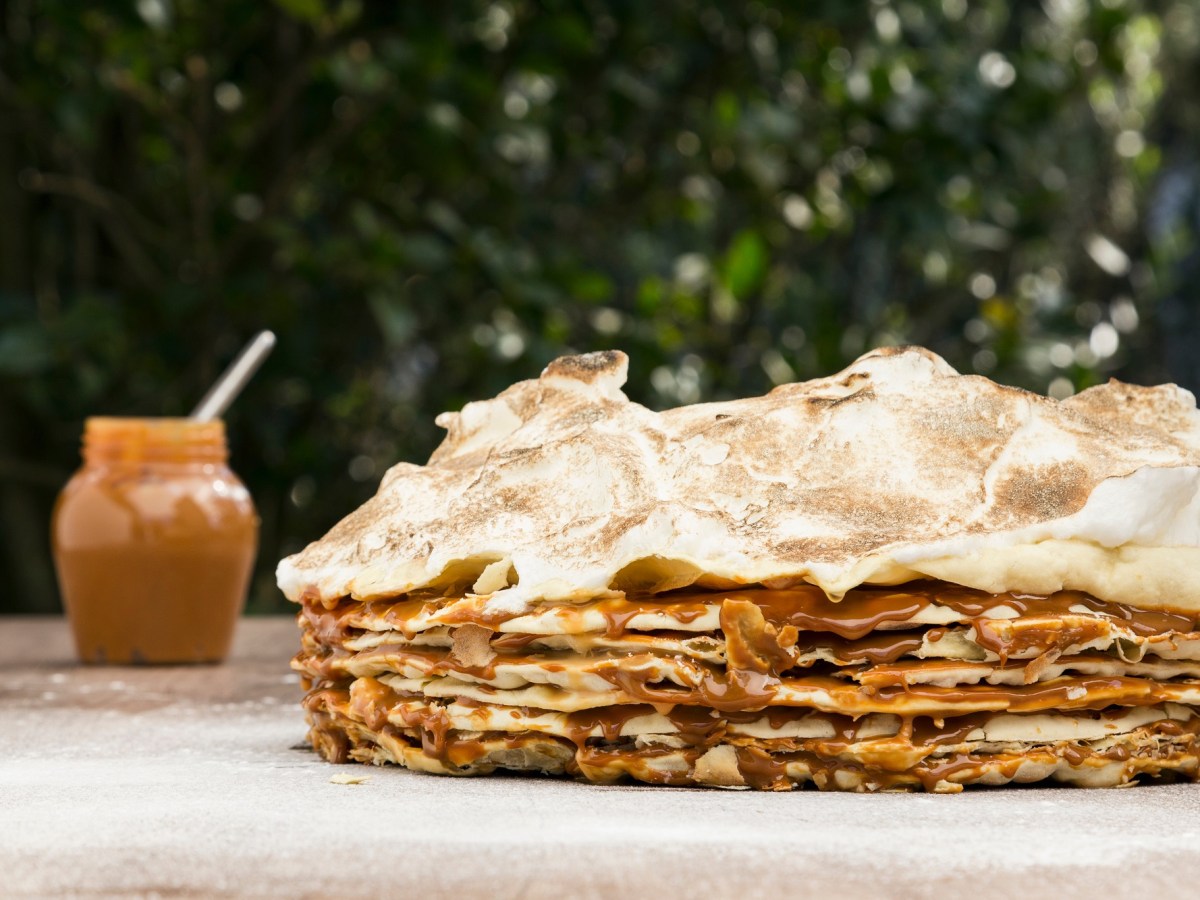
[190,330,277,421]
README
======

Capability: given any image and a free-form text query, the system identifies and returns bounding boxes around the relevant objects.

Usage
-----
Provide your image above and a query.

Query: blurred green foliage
[3,1,1200,613]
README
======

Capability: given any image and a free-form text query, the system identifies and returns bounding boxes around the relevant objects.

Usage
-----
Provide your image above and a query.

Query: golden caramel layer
[295,581,1200,790]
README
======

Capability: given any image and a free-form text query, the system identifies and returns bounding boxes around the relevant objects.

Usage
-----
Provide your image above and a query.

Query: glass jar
[51,418,258,664]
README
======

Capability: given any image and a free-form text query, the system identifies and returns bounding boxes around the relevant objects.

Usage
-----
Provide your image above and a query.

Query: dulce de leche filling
[54,418,258,664]
[293,581,1200,791]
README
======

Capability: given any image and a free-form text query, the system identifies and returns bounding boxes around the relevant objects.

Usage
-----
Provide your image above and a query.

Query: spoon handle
[190,330,277,422]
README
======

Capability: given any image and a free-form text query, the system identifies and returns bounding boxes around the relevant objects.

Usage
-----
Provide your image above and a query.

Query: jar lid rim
[82,417,228,462]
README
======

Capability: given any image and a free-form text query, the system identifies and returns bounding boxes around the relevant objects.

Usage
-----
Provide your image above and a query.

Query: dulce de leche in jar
[51,418,258,664]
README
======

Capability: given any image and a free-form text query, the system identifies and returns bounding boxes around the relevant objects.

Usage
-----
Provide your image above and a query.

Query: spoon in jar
[190,330,277,422]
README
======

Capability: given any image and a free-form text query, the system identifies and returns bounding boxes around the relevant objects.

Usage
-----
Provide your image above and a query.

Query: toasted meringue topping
[277,347,1200,612]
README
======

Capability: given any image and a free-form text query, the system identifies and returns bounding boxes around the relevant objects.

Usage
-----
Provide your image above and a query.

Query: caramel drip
[734,746,792,789]
[301,582,1198,649]
[595,598,712,639]
[306,710,352,764]
[515,704,882,749]
[869,675,1162,713]
[489,633,545,652]
[1062,744,1088,766]
[415,707,454,760]
[742,587,930,638]
[597,665,780,712]
[302,686,350,715]
[970,617,1114,665]
[1104,744,1132,762]
[911,753,1016,792]
[306,684,1200,790]
[667,706,728,743]
[292,645,351,680]
[347,677,397,730]
[908,713,994,746]
[338,643,505,681]
[369,722,496,769]
[574,744,698,786]
[375,597,440,636]
[946,592,1196,637]
[792,632,926,666]
[853,652,1171,689]
[598,668,1191,716]
[297,601,361,649]
[295,634,1200,717]
[565,705,655,744]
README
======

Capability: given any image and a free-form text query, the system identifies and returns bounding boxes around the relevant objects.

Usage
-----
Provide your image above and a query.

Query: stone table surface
[2,616,1199,899]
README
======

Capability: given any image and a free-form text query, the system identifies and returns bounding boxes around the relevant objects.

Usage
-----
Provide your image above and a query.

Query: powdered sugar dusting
[3,619,1198,898]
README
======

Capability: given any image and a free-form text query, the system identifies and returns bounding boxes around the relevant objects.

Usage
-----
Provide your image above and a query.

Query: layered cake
[279,348,1200,791]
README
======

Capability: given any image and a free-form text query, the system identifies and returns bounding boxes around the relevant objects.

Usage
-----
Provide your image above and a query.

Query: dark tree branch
[21,171,168,291]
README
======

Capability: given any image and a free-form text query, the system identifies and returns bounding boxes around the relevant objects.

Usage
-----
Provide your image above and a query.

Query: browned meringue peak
[277,347,1200,612]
